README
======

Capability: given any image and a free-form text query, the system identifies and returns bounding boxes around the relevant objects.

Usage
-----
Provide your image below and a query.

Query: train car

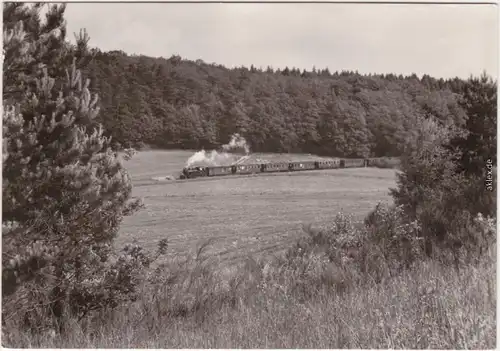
[316,159,341,169]
[368,158,381,167]
[207,166,233,177]
[343,158,365,168]
[289,161,316,171]
[181,166,208,179]
[263,162,289,173]
[367,158,380,167]
[233,163,263,175]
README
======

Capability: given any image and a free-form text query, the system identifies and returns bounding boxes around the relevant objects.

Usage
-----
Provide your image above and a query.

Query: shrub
[133,141,149,151]
[390,74,497,265]
[369,157,401,169]
[280,209,422,296]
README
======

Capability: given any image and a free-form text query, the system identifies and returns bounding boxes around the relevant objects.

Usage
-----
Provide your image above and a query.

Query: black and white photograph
[2,0,497,348]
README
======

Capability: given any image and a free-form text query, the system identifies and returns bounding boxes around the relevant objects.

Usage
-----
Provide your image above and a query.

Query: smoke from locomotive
[221,133,250,155]
[185,134,251,168]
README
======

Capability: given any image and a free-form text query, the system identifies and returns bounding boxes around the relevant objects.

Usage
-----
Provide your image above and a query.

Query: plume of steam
[221,133,250,155]
[185,149,233,167]
[185,133,251,168]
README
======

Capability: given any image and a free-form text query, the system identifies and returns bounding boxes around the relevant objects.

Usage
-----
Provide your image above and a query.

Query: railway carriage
[233,163,263,175]
[367,158,382,167]
[207,166,233,177]
[316,159,341,169]
[343,158,365,168]
[263,162,289,173]
[289,161,316,171]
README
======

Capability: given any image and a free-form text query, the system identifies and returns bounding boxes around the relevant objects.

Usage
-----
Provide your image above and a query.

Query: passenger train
[180,157,393,179]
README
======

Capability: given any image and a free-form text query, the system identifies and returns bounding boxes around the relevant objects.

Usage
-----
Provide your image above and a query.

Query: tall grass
[3,228,495,349]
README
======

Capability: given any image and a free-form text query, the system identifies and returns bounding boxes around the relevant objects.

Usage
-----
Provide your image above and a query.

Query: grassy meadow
[118,150,396,264]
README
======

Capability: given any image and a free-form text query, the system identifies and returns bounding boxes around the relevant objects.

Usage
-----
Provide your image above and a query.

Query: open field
[119,150,397,264]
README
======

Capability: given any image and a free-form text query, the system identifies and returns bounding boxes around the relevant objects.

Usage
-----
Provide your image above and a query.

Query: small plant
[123,147,137,161]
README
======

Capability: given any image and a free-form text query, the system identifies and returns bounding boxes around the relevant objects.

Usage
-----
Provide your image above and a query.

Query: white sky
[61,1,499,79]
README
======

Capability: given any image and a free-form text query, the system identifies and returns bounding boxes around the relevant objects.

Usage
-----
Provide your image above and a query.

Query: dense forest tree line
[82,49,475,157]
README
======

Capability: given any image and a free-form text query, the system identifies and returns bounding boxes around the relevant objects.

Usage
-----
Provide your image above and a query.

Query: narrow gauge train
[180,157,373,179]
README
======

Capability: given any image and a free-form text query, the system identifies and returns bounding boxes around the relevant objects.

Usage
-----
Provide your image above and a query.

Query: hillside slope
[83,50,468,157]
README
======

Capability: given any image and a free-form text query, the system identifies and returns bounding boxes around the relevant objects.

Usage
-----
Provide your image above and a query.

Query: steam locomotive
[180,157,391,179]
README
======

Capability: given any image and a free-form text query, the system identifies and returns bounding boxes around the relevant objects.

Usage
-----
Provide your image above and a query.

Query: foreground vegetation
[4,211,496,348]
[2,3,496,349]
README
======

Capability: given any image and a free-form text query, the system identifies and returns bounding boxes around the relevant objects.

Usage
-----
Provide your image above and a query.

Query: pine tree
[449,73,497,176]
[2,3,147,333]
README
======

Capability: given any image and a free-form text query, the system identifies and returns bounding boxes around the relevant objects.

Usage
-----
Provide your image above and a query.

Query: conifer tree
[2,3,146,332]
[449,73,497,176]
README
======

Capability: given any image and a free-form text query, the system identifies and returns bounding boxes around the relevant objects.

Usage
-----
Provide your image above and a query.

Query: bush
[369,157,401,169]
[133,141,149,151]
[279,208,424,297]
[363,203,423,266]
[390,75,497,265]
